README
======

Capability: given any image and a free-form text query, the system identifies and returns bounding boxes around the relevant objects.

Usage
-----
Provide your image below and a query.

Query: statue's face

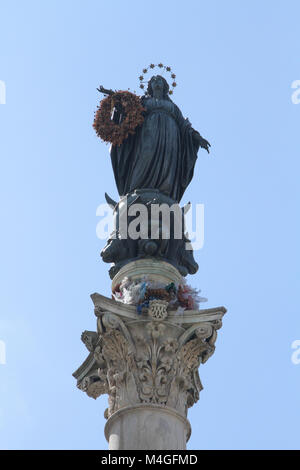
[150,76,165,96]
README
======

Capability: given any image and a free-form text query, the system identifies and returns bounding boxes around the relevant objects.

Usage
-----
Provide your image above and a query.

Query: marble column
[73,260,226,450]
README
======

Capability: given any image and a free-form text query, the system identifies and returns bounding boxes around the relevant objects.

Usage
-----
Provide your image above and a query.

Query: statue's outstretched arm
[96,85,115,96]
[181,114,211,153]
[96,85,124,123]
[192,129,211,153]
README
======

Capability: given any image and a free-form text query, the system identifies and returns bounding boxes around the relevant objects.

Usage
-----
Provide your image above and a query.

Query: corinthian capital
[73,293,226,420]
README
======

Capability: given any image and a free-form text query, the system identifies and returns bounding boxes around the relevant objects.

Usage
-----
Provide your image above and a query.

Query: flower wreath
[93,90,145,146]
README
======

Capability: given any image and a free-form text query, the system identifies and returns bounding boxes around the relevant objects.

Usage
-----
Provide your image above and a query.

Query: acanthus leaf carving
[75,309,224,419]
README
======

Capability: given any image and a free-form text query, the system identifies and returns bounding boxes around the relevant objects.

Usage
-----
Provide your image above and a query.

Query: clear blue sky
[0,0,299,450]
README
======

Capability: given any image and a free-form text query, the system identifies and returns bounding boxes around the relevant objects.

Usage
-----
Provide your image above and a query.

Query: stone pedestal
[73,260,226,450]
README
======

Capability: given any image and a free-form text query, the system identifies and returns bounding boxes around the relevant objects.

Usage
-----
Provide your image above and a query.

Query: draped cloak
[110,96,200,202]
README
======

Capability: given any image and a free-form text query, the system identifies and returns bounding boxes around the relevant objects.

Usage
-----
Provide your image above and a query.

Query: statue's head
[147,75,170,98]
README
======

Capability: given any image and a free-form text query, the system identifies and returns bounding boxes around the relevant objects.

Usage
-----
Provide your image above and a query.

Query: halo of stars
[139,63,177,95]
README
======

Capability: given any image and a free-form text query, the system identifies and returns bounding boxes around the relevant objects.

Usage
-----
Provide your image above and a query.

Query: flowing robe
[110,96,200,202]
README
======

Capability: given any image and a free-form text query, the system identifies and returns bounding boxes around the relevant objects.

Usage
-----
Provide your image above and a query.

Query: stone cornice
[91,292,226,324]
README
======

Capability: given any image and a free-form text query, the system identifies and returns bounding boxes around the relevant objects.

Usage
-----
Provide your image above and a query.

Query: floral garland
[112,277,207,315]
[93,91,145,146]
[139,63,177,95]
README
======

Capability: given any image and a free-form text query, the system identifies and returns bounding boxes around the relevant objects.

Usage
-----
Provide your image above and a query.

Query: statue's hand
[193,132,211,153]
[199,137,211,153]
[97,85,115,96]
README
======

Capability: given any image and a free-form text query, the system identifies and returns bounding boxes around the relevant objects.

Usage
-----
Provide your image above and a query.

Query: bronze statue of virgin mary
[96,72,210,278]
[110,75,210,203]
